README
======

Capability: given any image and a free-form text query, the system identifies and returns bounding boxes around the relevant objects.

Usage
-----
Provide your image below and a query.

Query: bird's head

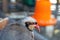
[22,17,40,32]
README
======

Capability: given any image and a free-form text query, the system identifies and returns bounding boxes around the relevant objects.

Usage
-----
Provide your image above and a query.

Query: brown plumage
[0,18,8,30]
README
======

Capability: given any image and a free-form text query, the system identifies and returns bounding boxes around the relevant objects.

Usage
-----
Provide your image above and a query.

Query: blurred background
[0,0,60,40]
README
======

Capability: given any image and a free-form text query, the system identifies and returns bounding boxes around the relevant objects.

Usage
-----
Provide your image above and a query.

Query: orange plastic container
[32,0,56,26]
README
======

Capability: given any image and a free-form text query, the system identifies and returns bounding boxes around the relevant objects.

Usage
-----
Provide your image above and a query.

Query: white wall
[50,0,57,4]
[10,0,16,3]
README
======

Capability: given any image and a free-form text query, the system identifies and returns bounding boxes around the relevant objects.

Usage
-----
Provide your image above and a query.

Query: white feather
[21,16,36,26]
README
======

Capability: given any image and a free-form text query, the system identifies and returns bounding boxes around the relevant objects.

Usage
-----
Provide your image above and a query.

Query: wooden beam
[2,0,8,12]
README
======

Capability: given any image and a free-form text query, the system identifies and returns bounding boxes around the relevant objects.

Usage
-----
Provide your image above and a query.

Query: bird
[21,16,40,32]
[21,16,40,40]
[0,16,40,40]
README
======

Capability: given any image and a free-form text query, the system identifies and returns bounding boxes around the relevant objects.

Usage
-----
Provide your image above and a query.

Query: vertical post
[46,25,54,38]
[3,0,8,12]
[55,0,58,18]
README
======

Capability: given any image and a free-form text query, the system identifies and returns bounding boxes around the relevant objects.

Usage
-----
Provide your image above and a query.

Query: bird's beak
[34,24,40,32]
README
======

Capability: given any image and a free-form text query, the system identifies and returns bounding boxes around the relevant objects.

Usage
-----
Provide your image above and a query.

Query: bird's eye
[33,22,37,24]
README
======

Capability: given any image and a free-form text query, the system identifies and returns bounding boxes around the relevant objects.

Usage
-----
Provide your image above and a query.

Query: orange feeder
[32,0,56,26]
